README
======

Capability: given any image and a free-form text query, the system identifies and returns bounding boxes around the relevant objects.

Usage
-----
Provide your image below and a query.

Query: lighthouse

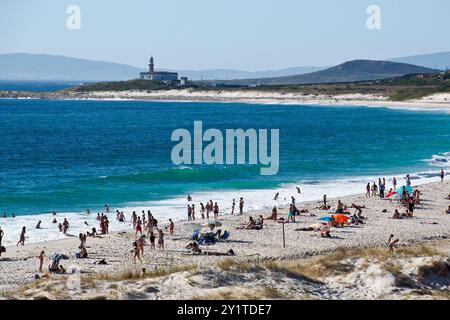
[149,56,154,73]
[139,56,178,82]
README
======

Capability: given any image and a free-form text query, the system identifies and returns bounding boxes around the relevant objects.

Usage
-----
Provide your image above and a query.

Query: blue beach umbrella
[318,217,333,222]
[396,185,413,195]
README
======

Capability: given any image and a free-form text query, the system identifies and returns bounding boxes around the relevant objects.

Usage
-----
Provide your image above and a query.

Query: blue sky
[1,0,449,70]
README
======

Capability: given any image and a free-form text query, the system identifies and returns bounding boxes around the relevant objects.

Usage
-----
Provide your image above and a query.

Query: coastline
[1,89,450,111]
[1,179,449,299]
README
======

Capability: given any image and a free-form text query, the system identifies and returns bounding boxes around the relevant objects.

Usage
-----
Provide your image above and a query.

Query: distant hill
[389,51,450,71]
[211,60,437,86]
[172,66,326,81]
[0,53,143,81]
[0,53,325,81]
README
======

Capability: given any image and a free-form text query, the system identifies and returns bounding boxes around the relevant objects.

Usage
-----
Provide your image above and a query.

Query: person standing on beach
[291,196,296,205]
[17,226,26,246]
[200,203,205,219]
[187,205,192,221]
[131,211,137,230]
[157,229,164,250]
[135,217,143,236]
[323,194,327,207]
[440,169,445,182]
[392,177,397,190]
[37,250,45,272]
[231,199,235,214]
[149,231,156,250]
[214,202,219,219]
[205,202,211,219]
[406,174,411,187]
[137,235,146,256]
[366,183,371,198]
[132,241,142,264]
[192,204,196,221]
[239,198,244,214]
[169,219,174,235]
[0,227,4,250]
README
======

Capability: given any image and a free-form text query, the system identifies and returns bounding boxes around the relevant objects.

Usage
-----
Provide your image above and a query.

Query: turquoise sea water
[1,98,449,215]
[0,98,449,244]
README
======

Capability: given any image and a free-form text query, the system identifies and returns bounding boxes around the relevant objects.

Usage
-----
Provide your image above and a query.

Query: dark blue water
[0,98,449,215]
[0,81,81,92]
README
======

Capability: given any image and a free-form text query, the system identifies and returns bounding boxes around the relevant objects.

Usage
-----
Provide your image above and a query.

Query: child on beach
[37,250,45,272]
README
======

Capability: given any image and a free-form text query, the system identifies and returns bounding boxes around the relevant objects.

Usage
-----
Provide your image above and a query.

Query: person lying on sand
[87,227,98,237]
[320,225,331,238]
[186,241,201,254]
[392,209,407,219]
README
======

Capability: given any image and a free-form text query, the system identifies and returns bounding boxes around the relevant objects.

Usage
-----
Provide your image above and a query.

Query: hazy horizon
[1,0,449,70]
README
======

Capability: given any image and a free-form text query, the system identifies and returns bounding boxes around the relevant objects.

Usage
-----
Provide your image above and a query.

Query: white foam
[1,162,448,246]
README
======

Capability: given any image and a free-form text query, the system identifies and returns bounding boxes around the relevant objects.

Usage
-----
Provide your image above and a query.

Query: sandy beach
[1,179,449,299]
[1,90,450,111]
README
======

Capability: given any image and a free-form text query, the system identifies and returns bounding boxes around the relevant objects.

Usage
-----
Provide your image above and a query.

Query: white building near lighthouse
[139,56,178,82]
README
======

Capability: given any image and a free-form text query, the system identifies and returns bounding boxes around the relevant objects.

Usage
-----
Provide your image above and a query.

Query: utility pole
[280,217,286,248]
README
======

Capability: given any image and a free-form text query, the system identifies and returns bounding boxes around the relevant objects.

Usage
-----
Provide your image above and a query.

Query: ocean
[0,98,449,245]
[0,80,83,92]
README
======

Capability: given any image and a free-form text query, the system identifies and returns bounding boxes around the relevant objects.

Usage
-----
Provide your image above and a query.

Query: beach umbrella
[49,253,69,262]
[396,185,413,195]
[318,217,333,222]
[202,220,222,229]
[394,193,405,200]
[334,214,348,224]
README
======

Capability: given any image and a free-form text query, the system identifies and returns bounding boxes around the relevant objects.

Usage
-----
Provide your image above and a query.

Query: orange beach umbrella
[334,214,348,224]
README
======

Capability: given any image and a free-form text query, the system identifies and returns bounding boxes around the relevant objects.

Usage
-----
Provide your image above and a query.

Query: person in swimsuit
[149,231,156,250]
[135,217,143,236]
[231,199,236,214]
[440,169,445,182]
[239,198,244,214]
[35,220,42,229]
[17,226,26,246]
[274,193,279,201]
[137,235,146,256]
[131,241,142,264]
[200,203,205,219]
[37,250,45,272]
[157,229,164,250]
[168,219,174,235]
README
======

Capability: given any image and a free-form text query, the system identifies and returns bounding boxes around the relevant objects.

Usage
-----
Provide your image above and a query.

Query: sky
[1,0,449,70]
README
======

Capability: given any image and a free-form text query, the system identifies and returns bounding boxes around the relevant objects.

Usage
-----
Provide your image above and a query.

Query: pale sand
[1,180,449,299]
[82,90,450,110]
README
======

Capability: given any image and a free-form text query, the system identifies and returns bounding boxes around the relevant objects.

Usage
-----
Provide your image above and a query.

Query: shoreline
[1,89,450,111]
